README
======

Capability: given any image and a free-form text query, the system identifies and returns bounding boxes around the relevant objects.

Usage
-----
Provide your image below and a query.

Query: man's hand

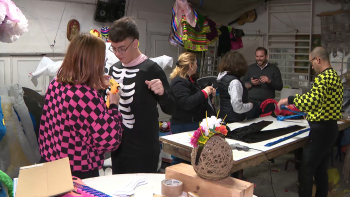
[251,78,260,85]
[277,98,288,110]
[260,76,271,83]
[145,79,164,96]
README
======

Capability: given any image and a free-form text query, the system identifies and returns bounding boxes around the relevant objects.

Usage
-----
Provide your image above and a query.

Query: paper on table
[338,121,344,124]
[114,176,148,196]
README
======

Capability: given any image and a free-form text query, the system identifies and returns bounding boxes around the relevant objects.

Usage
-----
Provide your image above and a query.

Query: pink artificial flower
[190,127,203,147]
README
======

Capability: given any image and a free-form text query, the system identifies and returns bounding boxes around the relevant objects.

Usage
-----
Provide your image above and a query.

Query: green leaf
[198,135,208,144]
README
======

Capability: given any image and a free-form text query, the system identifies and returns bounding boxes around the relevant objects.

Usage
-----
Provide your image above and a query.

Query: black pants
[39,157,99,179]
[111,155,159,174]
[299,120,338,197]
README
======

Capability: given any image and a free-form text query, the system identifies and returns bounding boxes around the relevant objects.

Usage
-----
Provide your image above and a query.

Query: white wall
[0,0,107,54]
[229,0,342,35]
[0,0,176,55]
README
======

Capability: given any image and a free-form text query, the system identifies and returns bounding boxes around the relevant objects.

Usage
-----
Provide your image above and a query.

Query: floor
[158,149,349,197]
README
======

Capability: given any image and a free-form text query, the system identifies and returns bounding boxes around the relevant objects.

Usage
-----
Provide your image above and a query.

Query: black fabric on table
[226,120,305,143]
[226,121,273,141]
[241,125,305,143]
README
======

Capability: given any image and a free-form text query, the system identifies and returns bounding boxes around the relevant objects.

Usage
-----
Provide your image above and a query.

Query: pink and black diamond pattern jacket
[38,79,123,172]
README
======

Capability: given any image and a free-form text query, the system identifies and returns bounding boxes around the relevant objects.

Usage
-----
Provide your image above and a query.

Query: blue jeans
[170,122,198,165]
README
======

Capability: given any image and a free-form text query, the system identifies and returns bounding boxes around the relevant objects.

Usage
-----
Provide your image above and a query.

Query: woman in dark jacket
[169,52,216,165]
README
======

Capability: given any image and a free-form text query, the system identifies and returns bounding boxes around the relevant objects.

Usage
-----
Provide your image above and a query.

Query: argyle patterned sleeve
[293,76,327,112]
[38,80,123,172]
[292,68,343,121]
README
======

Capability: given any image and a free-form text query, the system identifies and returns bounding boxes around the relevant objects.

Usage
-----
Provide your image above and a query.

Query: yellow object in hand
[106,78,120,108]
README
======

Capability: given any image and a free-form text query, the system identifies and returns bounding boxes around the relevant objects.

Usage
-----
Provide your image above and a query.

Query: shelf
[281,72,309,76]
[282,79,310,82]
[268,33,311,35]
[269,59,310,62]
[268,46,310,49]
[269,2,311,7]
[269,10,311,13]
[277,66,309,69]
[269,52,309,55]
[269,40,310,42]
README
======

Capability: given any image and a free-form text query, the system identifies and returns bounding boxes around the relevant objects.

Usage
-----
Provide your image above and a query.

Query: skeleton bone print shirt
[104,59,174,157]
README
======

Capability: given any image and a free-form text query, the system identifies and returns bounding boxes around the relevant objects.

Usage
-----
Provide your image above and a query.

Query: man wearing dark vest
[242,47,283,119]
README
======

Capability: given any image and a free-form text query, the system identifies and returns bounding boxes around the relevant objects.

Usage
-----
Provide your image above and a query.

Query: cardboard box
[15,157,74,197]
[165,163,254,197]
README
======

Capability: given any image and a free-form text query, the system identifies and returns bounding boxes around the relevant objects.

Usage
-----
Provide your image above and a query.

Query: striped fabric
[182,16,209,51]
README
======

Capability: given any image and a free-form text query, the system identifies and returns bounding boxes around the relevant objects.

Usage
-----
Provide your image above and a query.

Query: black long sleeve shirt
[104,59,175,158]
[242,62,283,101]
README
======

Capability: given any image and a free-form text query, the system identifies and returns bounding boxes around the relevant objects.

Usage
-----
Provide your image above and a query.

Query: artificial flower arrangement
[189,113,228,148]
[159,121,171,132]
[189,112,228,165]
[189,112,233,180]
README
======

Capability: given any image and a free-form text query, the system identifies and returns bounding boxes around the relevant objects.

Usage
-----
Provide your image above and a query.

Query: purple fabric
[205,18,218,41]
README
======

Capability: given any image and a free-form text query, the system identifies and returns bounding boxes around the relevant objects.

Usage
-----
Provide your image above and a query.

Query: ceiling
[187,0,265,25]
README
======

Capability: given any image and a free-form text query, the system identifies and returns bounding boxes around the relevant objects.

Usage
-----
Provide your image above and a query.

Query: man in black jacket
[242,47,283,119]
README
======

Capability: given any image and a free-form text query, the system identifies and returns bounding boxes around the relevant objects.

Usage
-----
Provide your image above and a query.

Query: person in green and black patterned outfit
[278,47,343,197]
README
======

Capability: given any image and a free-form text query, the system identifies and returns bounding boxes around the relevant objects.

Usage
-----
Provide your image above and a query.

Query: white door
[0,57,11,86]
[147,33,180,121]
[12,56,46,94]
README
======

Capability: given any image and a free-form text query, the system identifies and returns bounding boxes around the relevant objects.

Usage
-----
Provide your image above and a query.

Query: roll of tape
[161,179,183,197]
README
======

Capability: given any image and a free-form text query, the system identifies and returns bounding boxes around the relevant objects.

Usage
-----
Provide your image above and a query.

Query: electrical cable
[250,148,278,197]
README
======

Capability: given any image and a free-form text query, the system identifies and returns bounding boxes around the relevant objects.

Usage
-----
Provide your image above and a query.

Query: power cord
[250,148,277,197]
[230,144,277,197]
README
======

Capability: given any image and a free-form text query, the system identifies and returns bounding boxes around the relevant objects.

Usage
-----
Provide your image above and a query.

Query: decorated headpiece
[89,29,101,38]
[101,26,110,38]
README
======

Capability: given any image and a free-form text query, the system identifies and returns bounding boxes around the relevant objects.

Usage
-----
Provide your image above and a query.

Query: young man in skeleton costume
[105,17,175,174]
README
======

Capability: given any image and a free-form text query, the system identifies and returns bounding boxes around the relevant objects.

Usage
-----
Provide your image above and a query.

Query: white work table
[83,173,258,197]
[160,116,350,172]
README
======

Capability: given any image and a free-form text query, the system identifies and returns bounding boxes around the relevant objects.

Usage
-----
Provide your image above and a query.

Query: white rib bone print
[107,67,139,129]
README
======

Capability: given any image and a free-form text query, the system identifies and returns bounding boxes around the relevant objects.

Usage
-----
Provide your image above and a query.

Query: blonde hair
[170,52,197,80]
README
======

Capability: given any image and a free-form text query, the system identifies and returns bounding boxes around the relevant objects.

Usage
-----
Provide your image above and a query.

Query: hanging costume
[105,56,175,174]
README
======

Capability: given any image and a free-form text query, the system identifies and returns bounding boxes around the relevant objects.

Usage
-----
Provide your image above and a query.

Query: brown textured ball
[191,135,234,180]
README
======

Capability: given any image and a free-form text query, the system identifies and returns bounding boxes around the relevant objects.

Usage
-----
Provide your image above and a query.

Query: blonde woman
[169,52,216,165]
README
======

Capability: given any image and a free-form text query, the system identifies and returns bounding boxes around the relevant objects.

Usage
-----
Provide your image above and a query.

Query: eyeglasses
[109,39,135,55]
[309,57,316,66]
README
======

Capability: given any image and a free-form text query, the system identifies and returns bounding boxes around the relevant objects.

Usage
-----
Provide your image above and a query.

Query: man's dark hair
[256,47,268,55]
[109,17,139,43]
[218,51,248,78]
